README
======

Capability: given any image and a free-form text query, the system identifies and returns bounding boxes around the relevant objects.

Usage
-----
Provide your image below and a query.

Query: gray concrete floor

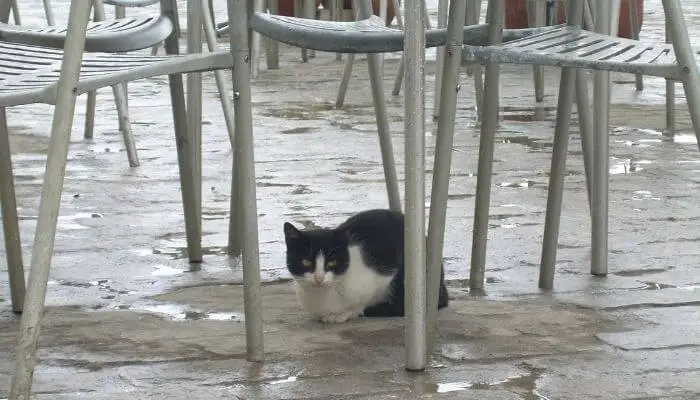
[1,1,700,398]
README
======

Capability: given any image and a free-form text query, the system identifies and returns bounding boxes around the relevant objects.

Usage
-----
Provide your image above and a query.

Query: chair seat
[249,13,549,54]
[463,25,682,80]
[0,41,233,107]
[0,14,173,53]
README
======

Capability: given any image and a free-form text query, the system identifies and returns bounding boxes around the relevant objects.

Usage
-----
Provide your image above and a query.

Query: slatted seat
[250,12,550,53]
[0,15,173,52]
[0,40,234,106]
[463,24,681,79]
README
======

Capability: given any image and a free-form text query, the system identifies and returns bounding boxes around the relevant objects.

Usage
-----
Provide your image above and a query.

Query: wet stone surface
[1,0,700,398]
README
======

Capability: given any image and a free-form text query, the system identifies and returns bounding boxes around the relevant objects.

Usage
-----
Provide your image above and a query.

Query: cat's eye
[327,260,337,268]
[302,259,312,268]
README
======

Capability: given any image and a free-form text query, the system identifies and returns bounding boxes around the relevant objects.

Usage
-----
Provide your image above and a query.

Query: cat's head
[283,222,350,287]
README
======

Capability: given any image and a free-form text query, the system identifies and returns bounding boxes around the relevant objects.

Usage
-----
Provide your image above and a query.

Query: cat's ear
[283,222,301,241]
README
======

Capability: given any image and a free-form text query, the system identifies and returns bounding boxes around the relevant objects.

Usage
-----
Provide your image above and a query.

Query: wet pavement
[1,0,700,398]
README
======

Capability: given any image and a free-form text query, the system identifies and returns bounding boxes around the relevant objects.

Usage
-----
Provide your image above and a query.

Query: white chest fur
[295,245,395,323]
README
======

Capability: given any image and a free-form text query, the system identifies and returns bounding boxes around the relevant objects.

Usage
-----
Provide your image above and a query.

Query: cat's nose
[313,274,324,284]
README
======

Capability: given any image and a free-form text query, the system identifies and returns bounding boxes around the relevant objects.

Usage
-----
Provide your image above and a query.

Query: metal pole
[9,2,92,397]
[662,0,700,151]
[187,0,204,264]
[404,0,427,371]
[664,15,675,136]
[426,0,469,355]
[228,0,265,362]
[469,0,504,291]
[590,0,619,277]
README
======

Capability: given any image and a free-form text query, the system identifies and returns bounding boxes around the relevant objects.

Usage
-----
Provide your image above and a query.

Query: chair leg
[294,0,308,62]
[354,0,400,210]
[186,0,203,239]
[661,0,700,151]
[527,0,545,102]
[265,0,280,70]
[84,91,96,139]
[336,54,355,108]
[162,1,202,263]
[575,69,594,211]
[111,84,139,167]
[469,0,504,292]
[229,0,264,362]
[628,0,643,91]
[403,0,427,372]
[431,0,449,119]
[366,53,401,211]
[467,0,484,123]
[10,3,91,397]
[664,18,676,136]
[538,67,577,290]
[0,107,25,313]
[426,0,468,354]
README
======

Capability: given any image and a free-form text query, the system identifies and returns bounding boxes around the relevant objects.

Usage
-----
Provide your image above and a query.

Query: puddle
[268,376,298,385]
[151,265,185,277]
[498,135,552,152]
[673,133,698,144]
[610,158,648,175]
[612,268,669,277]
[496,181,538,188]
[639,281,677,290]
[424,363,549,399]
[500,106,556,122]
[631,190,661,201]
[124,303,244,322]
[281,127,317,134]
[153,244,229,260]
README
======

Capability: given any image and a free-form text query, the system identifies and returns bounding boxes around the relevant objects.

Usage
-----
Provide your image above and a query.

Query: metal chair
[424,0,700,367]
[250,7,549,214]
[1,0,262,397]
[0,0,173,167]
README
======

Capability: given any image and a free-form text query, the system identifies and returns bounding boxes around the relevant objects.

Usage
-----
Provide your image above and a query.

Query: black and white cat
[283,209,449,323]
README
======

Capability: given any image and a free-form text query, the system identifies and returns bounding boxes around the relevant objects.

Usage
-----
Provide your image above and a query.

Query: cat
[283,209,449,323]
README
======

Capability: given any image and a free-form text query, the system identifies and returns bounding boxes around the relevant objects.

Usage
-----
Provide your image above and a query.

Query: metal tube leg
[390,0,405,96]
[186,0,203,260]
[336,54,355,108]
[9,3,91,397]
[403,0,426,372]
[9,0,20,24]
[426,0,468,354]
[84,91,96,139]
[629,0,643,91]
[664,17,675,136]
[469,0,504,292]
[0,108,25,313]
[367,54,401,211]
[662,0,700,151]
[161,1,202,264]
[527,0,545,102]
[228,0,264,362]
[431,0,449,119]
[538,67,577,290]
[42,0,55,25]
[590,0,618,277]
[467,0,484,122]
[84,1,100,141]
[111,84,139,167]
[354,0,400,210]
[265,0,280,69]
[575,70,594,211]
[391,57,405,96]
[294,0,308,62]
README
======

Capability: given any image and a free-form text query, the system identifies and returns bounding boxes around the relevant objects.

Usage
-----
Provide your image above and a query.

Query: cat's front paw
[319,310,357,324]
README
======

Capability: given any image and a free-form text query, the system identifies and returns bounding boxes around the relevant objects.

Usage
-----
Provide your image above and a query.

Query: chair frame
[4,0,263,397]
